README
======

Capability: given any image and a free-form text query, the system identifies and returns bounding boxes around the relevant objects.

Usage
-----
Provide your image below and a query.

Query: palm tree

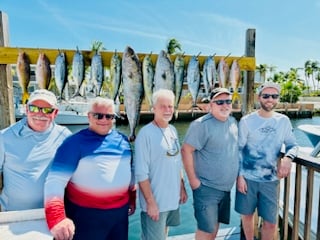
[91,41,106,52]
[304,60,313,92]
[166,38,182,54]
[256,64,268,83]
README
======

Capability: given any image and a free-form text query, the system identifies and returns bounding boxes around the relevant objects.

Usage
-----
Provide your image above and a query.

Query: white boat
[297,124,320,157]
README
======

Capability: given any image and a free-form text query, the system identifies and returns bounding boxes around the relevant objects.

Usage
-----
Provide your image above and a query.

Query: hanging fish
[229,59,241,103]
[142,53,154,110]
[110,50,122,101]
[87,50,104,96]
[54,51,67,100]
[71,47,85,97]
[217,57,229,88]
[122,46,144,142]
[174,53,185,110]
[35,52,51,89]
[187,55,201,108]
[154,50,174,92]
[16,51,31,104]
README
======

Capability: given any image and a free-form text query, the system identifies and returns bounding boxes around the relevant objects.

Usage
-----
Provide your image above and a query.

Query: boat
[297,124,320,157]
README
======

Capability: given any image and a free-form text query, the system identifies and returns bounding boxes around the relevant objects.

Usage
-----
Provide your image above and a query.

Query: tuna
[71,47,85,97]
[174,54,185,118]
[154,50,174,92]
[122,46,144,142]
[54,51,67,100]
[87,50,104,96]
[110,50,122,101]
[16,52,31,104]
[142,53,154,110]
[203,55,218,98]
[35,53,51,89]
[187,55,201,108]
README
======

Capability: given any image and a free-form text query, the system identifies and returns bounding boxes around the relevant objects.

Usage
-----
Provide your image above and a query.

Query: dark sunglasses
[261,94,279,99]
[211,99,232,105]
[91,112,116,120]
[28,104,55,114]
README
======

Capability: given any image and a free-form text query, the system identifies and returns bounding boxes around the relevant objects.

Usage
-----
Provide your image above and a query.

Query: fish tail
[22,92,30,104]
[232,92,240,103]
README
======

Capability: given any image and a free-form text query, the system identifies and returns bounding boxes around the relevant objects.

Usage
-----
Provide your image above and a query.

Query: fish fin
[22,92,30,104]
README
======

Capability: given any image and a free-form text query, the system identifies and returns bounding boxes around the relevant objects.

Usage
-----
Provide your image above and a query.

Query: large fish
[122,46,144,142]
[229,59,241,103]
[54,51,67,100]
[142,53,154,110]
[35,53,51,89]
[217,57,229,88]
[110,50,122,101]
[16,52,31,104]
[154,50,174,92]
[204,55,218,91]
[187,55,201,108]
[71,47,85,97]
[174,54,185,109]
[87,50,104,96]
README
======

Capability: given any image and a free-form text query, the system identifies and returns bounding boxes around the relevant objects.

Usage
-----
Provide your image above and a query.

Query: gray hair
[152,89,175,107]
[88,97,115,113]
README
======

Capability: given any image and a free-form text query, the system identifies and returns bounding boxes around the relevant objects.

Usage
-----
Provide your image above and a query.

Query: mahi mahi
[122,46,144,142]
[217,57,229,88]
[16,52,31,104]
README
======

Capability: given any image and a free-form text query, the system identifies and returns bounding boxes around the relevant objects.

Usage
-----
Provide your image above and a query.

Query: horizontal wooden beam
[0,47,256,71]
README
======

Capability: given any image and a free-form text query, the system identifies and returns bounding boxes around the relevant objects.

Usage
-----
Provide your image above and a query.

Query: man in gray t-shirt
[181,87,238,240]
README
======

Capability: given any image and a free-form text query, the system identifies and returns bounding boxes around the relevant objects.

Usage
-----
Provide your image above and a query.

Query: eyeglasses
[211,99,232,105]
[90,112,116,120]
[261,94,279,99]
[28,105,55,114]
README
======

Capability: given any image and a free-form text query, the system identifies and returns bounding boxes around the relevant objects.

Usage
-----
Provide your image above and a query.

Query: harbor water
[65,116,320,239]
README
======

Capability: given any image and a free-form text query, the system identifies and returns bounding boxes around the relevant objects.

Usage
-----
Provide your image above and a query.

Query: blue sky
[2,0,320,72]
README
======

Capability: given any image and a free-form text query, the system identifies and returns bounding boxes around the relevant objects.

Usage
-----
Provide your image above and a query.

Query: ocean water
[65,116,320,239]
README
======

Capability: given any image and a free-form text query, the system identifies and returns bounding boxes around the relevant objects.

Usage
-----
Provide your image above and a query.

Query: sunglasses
[28,105,55,114]
[211,99,232,105]
[261,94,279,99]
[91,112,116,120]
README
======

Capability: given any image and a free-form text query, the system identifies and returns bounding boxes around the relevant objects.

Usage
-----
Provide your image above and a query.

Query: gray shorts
[192,184,231,233]
[235,178,279,224]
[140,208,180,240]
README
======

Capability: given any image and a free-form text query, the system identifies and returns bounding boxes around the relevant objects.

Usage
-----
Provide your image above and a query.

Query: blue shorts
[192,184,231,233]
[65,197,129,240]
[140,208,180,240]
[235,178,279,224]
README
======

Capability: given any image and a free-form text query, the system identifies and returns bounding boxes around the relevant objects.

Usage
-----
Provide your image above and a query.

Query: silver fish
[16,51,31,104]
[154,50,174,92]
[174,54,185,109]
[142,53,154,110]
[87,51,104,96]
[71,47,85,97]
[217,57,229,88]
[54,51,67,99]
[122,46,144,142]
[187,55,200,107]
[35,53,51,89]
[110,50,122,101]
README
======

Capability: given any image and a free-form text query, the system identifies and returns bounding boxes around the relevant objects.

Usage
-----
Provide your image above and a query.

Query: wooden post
[242,28,256,115]
[0,11,15,130]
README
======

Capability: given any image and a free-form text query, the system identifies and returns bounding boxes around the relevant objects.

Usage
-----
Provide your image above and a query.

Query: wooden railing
[278,150,320,240]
